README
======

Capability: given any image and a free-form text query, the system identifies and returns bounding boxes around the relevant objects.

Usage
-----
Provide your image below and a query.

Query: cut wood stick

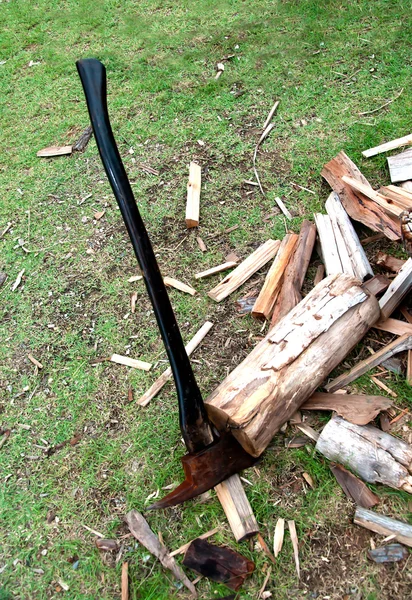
[325,192,373,281]
[376,252,406,273]
[362,133,412,158]
[186,162,201,228]
[321,151,401,240]
[270,220,317,327]
[194,261,238,280]
[138,322,213,406]
[208,239,280,302]
[314,264,325,286]
[252,234,298,320]
[196,237,207,252]
[121,562,128,600]
[355,507,412,547]
[342,176,404,217]
[274,196,292,220]
[314,213,342,275]
[316,417,412,493]
[169,527,220,557]
[325,334,412,393]
[288,521,300,579]
[125,510,197,598]
[37,145,72,157]
[164,276,197,296]
[362,274,391,297]
[373,317,412,336]
[110,354,152,371]
[330,463,379,508]
[206,274,380,457]
[379,258,412,319]
[301,392,392,425]
[273,518,285,557]
[214,474,259,542]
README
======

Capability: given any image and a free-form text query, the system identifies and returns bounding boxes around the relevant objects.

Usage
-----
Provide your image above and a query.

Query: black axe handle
[76,58,213,453]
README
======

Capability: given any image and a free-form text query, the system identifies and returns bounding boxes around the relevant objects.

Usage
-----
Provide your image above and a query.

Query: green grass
[1,1,412,598]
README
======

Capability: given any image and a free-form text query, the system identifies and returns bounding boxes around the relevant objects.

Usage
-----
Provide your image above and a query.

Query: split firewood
[125,510,197,597]
[342,176,404,218]
[72,125,93,152]
[169,527,220,557]
[251,234,298,320]
[138,322,213,406]
[373,317,412,336]
[316,417,412,494]
[205,274,380,457]
[325,192,373,281]
[379,257,412,319]
[387,149,412,183]
[362,274,390,297]
[214,474,259,542]
[325,334,412,393]
[362,133,412,158]
[109,354,152,371]
[270,220,316,327]
[208,239,280,302]
[314,213,342,275]
[329,463,379,508]
[376,252,406,273]
[186,162,201,228]
[354,507,412,548]
[401,210,412,256]
[301,392,392,425]
[321,151,401,240]
[182,538,255,591]
[273,518,285,557]
[164,276,197,296]
[37,145,72,157]
[195,261,238,280]
[379,185,412,211]
[368,544,408,563]
[288,521,300,579]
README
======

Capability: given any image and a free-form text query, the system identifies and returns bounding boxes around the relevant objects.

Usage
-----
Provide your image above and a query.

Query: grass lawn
[1,1,411,598]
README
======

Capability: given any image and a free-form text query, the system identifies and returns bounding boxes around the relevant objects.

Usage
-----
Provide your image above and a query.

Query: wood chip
[130,292,137,314]
[196,237,207,252]
[195,261,238,280]
[273,518,285,558]
[302,472,315,489]
[295,423,319,442]
[164,276,197,296]
[128,275,142,283]
[11,269,25,291]
[288,520,300,579]
[330,463,379,508]
[186,162,201,228]
[109,354,152,371]
[28,354,43,369]
[257,533,276,565]
[301,392,392,426]
[37,145,72,157]
[94,210,105,220]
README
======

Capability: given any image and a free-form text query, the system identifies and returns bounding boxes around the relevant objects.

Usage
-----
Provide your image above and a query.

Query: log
[205,274,380,457]
[138,322,213,406]
[195,261,238,280]
[373,317,412,336]
[325,334,412,392]
[362,133,412,158]
[379,257,412,319]
[321,152,401,240]
[186,162,201,228]
[342,176,404,218]
[208,239,280,302]
[355,507,412,548]
[387,149,412,183]
[316,417,412,493]
[376,252,406,273]
[182,538,255,591]
[125,510,197,597]
[314,213,342,275]
[164,276,197,296]
[362,274,390,297]
[270,220,317,327]
[251,234,298,320]
[214,474,259,542]
[325,192,373,281]
[301,392,392,425]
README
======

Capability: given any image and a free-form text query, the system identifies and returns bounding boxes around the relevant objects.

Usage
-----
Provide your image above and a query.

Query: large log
[354,507,412,548]
[205,274,380,457]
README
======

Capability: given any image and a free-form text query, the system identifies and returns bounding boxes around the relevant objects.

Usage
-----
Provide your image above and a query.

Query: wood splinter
[186,162,201,228]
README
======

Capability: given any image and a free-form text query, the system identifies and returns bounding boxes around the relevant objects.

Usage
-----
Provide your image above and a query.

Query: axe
[76,59,257,509]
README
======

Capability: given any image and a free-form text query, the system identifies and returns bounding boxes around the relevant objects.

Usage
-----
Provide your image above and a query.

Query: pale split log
[314,213,342,275]
[354,507,412,548]
[110,354,152,371]
[214,474,259,542]
[325,192,373,281]
[251,234,298,320]
[125,510,197,597]
[186,162,201,228]
[301,392,392,425]
[373,317,412,336]
[362,133,412,158]
[379,258,412,319]
[207,239,280,302]
[194,261,238,280]
[205,274,380,457]
[270,220,317,327]
[315,417,412,493]
[342,176,404,218]
[379,185,412,211]
[325,334,412,393]
[164,276,197,296]
[321,151,401,240]
[138,322,213,406]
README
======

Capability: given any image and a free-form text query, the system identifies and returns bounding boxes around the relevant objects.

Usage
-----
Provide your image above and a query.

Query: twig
[258,566,272,599]
[262,100,280,131]
[359,88,404,116]
[1,222,12,238]
[81,524,105,538]
[290,181,316,195]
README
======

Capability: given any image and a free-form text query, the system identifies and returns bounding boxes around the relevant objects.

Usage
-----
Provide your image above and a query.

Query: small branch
[359,88,404,116]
